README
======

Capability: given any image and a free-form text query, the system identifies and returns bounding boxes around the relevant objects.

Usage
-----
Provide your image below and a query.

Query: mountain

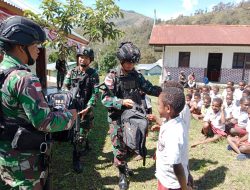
[113,10,153,27]
[163,1,250,25]
[91,10,161,65]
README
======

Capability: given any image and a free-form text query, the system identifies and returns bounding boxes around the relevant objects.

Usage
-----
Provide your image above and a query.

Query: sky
[23,0,243,21]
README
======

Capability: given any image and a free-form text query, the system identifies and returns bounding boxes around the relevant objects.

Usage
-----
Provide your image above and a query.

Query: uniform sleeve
[137,73,162,97]
[16,74,75,133]
[64,69,72,89]
[87,71,100,107]
[101,73,123,109]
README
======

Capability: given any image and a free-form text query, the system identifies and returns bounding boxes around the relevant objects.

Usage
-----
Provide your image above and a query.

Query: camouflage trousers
[56,72,65,89]
[0,141,43,190]
[109,120,127,167]
[79,107,94,138]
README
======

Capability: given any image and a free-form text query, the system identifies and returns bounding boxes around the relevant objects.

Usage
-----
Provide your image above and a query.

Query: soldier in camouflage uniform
[55,56,67,90]
[0,16,77,190]
[102,42,162,190]
[64,46,99,150]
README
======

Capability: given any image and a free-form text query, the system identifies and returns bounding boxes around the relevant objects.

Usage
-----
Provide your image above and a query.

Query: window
[233,53,250,69]
[178,52,190,67]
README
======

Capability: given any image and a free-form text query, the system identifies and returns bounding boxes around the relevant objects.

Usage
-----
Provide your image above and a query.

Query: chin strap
[24,46,35,66]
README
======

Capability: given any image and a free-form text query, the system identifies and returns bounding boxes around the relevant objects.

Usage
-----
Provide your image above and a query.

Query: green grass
[52,76,250,190]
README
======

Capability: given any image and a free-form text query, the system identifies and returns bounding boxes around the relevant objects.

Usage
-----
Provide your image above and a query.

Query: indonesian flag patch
[33,81,42,91]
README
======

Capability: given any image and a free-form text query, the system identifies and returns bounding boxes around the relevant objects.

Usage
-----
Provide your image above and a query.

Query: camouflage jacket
[64,66,99,107]
[102,67,161,110]
[0,55,75,132]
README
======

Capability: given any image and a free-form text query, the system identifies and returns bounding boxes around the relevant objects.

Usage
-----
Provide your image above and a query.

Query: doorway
[207,53,222,82]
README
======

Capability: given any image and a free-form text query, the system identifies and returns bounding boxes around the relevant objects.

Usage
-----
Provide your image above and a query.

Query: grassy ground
[52,76,250,190]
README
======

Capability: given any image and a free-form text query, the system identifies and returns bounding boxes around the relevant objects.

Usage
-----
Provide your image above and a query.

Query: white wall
[164,46,250,69]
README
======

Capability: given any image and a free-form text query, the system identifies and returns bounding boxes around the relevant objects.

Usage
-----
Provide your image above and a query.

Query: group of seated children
[187,81,250,160]
[145,80,249,189]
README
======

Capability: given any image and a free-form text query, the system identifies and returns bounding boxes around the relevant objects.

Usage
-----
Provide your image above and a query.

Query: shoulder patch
[104,73,115,90]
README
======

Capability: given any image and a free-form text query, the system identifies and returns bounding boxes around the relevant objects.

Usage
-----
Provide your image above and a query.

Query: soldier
[0,16,77,190]
[102,42,162,190]
[64,46,99,151]
[55,55,68,90]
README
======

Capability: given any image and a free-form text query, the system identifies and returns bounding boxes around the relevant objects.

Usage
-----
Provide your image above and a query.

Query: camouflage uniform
[64,66,99,136]
[55,59,67,89]
[102,68,161,167]
[0,55,76,189]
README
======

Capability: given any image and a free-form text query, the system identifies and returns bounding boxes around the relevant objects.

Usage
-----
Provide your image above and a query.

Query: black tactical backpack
[121,104,148,166]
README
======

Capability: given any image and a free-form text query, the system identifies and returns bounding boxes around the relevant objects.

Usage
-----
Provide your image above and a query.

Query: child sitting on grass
[224,94,235,122]
[190,92,202,119]
[156,87,192,190]
[227,106,250,160]
[191,97,226,148]
[186,93,192,108]
[227,96,250,137]
[210,85,222,100]
[193,95,211,120]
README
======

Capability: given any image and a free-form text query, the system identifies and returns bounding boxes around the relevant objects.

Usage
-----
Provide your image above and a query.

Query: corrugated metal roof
[149,25,250,46]
[1,0,88,44]
[136,63,161,71]
[1,0,37,12]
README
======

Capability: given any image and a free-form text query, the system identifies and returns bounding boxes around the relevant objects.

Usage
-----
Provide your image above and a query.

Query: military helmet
[117,42,140,63]
[0,16,46,46]
[77,46,94,61]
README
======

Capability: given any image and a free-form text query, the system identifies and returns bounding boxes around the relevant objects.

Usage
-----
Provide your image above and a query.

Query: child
[150,81,191,132]
[224,94,235,121]
[234,81,246,104]
[222,81,234,100]
[210,85,222,100]
[156,87,191,190]
[227,96,250,137]
[191,98,227,148]
[185,93,192,108]
[198,95,211,120]
[201,85,210,96]
[227,106,250,160]
[190,92,202,118]
[242,89,250,98]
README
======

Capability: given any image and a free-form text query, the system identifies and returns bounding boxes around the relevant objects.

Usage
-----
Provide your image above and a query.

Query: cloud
[182,0,198,11]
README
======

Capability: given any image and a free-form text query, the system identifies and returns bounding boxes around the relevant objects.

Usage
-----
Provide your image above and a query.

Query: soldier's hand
[122,99,134,108]
[78,107,89,120]
[69,109,77,121]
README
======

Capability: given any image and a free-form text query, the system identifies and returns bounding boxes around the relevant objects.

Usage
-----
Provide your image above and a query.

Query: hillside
[90,10,161,66]
[163,1,250,25]
[113,10,153,27]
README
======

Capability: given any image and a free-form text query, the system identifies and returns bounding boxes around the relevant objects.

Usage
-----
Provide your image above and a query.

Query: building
[149,25,250,84]
[136,60,162,75]
[0,0,88,88]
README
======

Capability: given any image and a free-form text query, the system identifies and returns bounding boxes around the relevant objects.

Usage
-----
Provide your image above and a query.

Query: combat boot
[118,165,129,190]
[73,149,83,173]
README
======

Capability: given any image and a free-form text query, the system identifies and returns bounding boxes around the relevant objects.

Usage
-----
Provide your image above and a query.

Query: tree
[24,0,123,60]
[99,52,118,73]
